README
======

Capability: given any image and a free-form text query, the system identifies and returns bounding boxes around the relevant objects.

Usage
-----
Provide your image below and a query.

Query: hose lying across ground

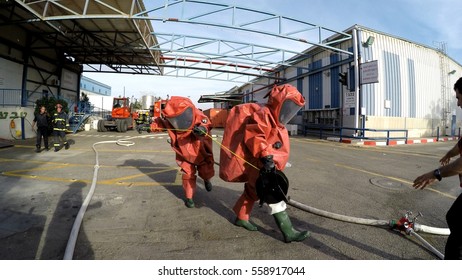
[64,133,450,260]
[288,199,449,259]
[63,137,138,260]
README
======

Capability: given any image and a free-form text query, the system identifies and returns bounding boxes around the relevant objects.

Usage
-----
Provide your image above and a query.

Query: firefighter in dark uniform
[52,103,70,152]
[32,105,50,152]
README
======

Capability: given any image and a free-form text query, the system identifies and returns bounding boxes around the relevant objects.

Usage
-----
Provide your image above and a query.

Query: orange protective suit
[231,84,305,221]
[152,96,215,203]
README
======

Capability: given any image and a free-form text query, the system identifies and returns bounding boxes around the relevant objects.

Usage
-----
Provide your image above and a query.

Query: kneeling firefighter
[220,84,309,243]
[150,96,214,208]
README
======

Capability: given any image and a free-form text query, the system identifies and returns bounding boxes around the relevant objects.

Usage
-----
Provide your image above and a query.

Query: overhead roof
[197,93,243,103]
[198,86,243,103]
[0,0,163,74]
[1,0,353,83]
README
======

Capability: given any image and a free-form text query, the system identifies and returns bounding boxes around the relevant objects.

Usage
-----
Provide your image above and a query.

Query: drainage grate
[370,177,407,191]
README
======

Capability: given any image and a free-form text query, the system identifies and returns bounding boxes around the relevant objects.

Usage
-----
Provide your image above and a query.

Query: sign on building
[344,91,356,108]
[360,60,379,85]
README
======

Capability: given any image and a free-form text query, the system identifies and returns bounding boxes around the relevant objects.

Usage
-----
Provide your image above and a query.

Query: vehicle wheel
[116,120,121,132]
[121,120,128,132]
[101,120,107,132]
[97,120,103,132]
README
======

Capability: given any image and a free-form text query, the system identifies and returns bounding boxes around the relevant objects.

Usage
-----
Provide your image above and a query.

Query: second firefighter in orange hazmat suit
[151,96,215,208]
[222,84,309,242]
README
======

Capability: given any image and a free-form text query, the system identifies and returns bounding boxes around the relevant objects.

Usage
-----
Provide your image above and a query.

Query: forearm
[445,144,460,158]
[439,157,462,178]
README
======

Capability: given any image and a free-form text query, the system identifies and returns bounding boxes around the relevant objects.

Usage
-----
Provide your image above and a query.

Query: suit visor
[166,107,193,130]
[279,100,302,125]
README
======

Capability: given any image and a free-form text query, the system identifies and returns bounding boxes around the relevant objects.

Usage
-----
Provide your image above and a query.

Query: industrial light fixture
[363,36,375,47]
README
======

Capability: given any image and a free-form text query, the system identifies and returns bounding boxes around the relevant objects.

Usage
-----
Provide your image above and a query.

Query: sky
[84,0,462,109]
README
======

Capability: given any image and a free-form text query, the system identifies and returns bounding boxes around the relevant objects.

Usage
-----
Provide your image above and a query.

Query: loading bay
[0,130,459,260]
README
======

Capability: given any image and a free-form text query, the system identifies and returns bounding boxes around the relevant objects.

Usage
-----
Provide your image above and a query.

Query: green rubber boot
[235,218,258,231]
[273,211,309,243]
[185,198,195,208]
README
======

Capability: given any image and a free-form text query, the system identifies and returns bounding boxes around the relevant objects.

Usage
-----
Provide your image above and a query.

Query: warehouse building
[0,0,158,140]
[230,25,462,139]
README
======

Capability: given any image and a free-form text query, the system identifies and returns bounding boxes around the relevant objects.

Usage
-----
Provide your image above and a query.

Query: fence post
[21,117,25,140]
[320,124,323,139]
[386,130,390,145]
[437,127,440,142]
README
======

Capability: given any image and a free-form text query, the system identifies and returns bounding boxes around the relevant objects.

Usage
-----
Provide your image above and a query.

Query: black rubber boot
[273,211,309,243]
[35,145,41,153]
[64,142,70,150]
[204,180,212,192]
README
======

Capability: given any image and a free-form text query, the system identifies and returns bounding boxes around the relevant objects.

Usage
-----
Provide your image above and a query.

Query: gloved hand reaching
[193,125,207,136]
[260,155,275,173]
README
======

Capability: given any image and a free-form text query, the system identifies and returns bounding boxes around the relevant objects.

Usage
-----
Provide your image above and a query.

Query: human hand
[193,125,207,136]
[148,123,163,133]
[260,155,275,173]
[440,154,451,166]
[413,171,436,190]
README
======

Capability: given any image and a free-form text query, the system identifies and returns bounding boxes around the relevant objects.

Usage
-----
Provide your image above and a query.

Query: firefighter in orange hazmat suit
[232,84,309,242]
[151,96,214,208]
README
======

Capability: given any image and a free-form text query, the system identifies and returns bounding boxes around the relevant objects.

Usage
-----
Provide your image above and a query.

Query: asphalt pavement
[0,129,460,260]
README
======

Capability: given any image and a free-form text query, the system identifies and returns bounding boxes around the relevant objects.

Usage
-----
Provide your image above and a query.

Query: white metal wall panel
[359,29,444,118]
[224,26,462,130]
[61,69,78,92]
[0,57,22,88]
[284,67,299,80]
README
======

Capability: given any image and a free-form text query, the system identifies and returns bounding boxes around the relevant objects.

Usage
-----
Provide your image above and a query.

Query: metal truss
[12,0,163,75]
[10,0,353,83]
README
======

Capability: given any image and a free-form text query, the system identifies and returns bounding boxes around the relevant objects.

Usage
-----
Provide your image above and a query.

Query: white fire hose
[288,198,449,259]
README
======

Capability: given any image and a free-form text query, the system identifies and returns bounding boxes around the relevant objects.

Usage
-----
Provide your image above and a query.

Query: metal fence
[299,123,409,145]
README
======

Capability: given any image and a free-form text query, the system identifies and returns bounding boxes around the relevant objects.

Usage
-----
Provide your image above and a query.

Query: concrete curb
[327,136,459,146]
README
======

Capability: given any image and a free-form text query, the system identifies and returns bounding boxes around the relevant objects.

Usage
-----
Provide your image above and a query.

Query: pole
[21,117,25,140]
[352,27,360,136]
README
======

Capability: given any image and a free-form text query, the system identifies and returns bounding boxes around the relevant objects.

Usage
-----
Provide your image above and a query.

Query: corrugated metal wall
[308,60,323,109]
[407,59,416,118]
[383,51,402,117]
[359,29,448,119]
[226,26,462,133]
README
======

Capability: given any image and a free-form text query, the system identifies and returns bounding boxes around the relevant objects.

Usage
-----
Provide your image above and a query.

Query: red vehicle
[152,99,167,119]
[97,97,134,132]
